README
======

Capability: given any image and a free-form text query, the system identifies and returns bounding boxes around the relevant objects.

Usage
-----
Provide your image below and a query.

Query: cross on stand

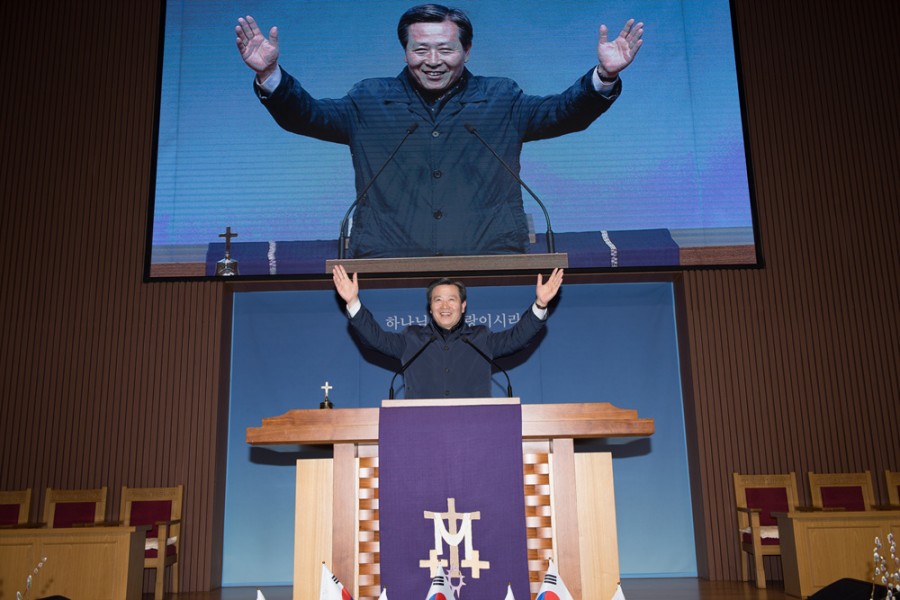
[215,227,240,276]
[320,381,334,409]
[219,227,238,258]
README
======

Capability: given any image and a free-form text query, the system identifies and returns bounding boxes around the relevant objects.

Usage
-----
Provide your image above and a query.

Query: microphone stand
[464,123,556,254]
[388,335,437,399]
[461,337,513,398]
[337,123,420,259]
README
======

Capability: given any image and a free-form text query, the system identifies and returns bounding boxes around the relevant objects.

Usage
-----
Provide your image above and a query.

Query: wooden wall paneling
[682,0,900,581]
[0,0,230,590]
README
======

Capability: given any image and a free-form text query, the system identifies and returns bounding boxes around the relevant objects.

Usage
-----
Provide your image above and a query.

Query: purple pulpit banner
[378,403,530,599]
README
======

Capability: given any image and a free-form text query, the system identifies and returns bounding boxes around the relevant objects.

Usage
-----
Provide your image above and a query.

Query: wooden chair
[120,485,183,600]
[886,470,900,507]
[808,471,876,511]
[733,472,800,589]
[0,488,32,527]
[42,486,107,527]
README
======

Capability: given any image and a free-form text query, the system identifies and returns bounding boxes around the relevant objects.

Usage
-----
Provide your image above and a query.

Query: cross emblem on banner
[420,497,490,587]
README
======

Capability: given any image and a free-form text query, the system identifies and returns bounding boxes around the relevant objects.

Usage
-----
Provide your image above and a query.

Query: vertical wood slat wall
[683,0,900,580]
[0,0,897,590]
[0,0,230,592]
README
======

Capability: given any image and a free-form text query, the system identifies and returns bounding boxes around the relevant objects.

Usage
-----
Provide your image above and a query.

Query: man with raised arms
[332,265,564,398]
[236,5,643,258]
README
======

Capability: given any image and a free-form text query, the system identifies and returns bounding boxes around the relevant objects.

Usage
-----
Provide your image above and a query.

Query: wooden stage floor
[168,578,793,600]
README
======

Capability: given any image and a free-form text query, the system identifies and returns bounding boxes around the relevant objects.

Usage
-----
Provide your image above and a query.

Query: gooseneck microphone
[388,335,437,399]
[338,122,420,259]
[461,336,513,398]
[463,123,556,254]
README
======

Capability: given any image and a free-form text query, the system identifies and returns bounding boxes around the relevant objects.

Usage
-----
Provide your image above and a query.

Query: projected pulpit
[247,400,653,600]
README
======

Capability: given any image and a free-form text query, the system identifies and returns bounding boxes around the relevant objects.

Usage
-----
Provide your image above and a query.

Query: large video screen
[146,0,759,280]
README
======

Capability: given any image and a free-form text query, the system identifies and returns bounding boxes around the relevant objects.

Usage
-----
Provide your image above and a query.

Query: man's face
[404,21,470,93]
[429,284,467,330]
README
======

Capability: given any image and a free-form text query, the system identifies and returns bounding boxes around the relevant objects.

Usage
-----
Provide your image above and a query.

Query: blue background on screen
[153,0,751,257]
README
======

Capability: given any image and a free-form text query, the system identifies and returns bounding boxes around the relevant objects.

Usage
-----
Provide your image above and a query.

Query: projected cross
[219,227,238,256]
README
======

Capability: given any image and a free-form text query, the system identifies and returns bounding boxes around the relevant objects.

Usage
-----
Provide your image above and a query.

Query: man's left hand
[536,268,564,308]
[597,18,644,79]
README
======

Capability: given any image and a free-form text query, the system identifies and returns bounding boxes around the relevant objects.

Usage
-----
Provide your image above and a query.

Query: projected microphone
[461,336,513,398]
[464,123,556,254]
[338,122,420,259]
[388,335,437,399]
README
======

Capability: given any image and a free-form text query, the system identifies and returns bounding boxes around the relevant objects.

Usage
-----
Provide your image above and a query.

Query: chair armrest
[153,519,181,537]
[736,507,763,533]
[152,519,181,547]
[73,521,121,527]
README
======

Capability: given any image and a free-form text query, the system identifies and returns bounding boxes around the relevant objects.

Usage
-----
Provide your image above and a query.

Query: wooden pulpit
[247,400,653,600]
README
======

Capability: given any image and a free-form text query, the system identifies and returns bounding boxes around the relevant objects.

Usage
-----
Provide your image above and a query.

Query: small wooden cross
[218,227,238,257]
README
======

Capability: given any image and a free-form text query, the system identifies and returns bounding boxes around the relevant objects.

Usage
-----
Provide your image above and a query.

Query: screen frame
[142,0,763,283]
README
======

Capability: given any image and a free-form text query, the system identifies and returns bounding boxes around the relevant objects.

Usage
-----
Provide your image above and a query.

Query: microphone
[461,336,513,398]
[338,122,420,259]
[464,123,556,254]
[388,335,437,399]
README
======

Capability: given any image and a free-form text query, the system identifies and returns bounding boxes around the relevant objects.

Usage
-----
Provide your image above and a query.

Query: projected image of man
[235,4,643,258]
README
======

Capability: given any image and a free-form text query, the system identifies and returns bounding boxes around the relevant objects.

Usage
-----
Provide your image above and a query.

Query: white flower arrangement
[874,533,900,599]
[17,557,48,600]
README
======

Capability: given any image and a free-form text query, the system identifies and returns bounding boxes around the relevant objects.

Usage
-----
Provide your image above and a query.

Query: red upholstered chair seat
[820,485,866,511]
[130,499,173,536]
[733,472,799,590]
[887,470,900,507]
[741,529,781,545]
[0,504,21,525]
[120,485,183,600]
[130,499,177,557]
[52,501,99,528]
[743,486,789,526]
[809,472,876,512]
[145,543,178,558]
[739,486,785,546]
[0,489,31,527]
[42,487,107,529]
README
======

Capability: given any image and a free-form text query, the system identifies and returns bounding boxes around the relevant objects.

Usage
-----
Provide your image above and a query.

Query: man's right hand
[332,265,360,307]
[235,15,280,82]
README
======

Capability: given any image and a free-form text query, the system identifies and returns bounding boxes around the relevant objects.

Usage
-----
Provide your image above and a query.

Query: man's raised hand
[235,15,280,81]
[332,265,360,307]
[597,18,644,78]
[536,268,564,308]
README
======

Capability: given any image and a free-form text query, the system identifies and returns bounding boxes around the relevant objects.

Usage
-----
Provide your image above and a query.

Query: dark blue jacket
[348,304,546,399]
[256,67,621,257]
